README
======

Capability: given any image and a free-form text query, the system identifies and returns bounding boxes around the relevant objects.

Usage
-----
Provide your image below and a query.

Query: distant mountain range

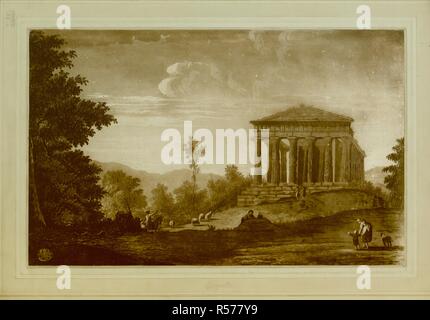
[365,166,388,192]
[94,161,222,197]
[94,161,388,197]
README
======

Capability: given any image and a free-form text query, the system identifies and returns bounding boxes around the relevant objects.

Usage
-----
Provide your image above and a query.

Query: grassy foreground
[29,208,404,266]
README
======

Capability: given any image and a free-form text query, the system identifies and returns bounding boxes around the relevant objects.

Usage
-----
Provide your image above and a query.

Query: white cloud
[158,61,246,99]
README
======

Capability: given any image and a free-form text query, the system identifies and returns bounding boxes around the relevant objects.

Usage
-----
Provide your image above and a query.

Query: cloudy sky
[45,29,404,175]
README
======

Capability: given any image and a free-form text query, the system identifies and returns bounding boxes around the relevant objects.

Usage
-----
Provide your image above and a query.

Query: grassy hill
[183,188,382,230]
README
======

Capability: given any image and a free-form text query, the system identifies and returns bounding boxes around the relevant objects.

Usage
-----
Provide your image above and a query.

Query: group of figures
[348,218,393,250]
[141,210,163,232]
[240,209,264,223]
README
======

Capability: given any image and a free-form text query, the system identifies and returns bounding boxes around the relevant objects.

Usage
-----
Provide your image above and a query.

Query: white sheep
[204,211,213,220]
[198,213,205,222]
[191,217,200,225]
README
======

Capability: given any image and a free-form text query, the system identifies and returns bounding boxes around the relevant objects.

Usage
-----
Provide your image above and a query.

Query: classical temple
[238,106,365,206]
[252,105,365,185]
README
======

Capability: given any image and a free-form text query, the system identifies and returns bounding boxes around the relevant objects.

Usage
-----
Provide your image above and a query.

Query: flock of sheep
[167,211,215,229]
[190,211,214,226]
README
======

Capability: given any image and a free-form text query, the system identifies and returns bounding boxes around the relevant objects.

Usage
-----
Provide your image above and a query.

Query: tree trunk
[191,163,197,216]
[29,137,46,227]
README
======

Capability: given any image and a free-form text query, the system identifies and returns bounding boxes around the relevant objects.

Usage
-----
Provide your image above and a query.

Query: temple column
[339,138,346,182]
[302,143,308,184]
[253,128,262,184]
[346,139,352,182]
[270,137,280,184]
[288,137,297,184]
[323,138,333,183]
[280,146,287,183]
[340,137,352,183]
[306,137,315,183]
[316,141,325,183]
[332,139,336,182]
[267,139,272,183]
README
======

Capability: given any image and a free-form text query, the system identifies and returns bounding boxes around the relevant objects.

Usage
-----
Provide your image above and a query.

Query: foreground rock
[235,216,278,232]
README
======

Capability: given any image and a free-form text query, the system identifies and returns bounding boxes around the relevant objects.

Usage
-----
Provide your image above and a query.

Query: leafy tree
[383,137,404,208]
[207,165,251,210]
[151,183,175,216]
[29,31,116,228]
[225,165,250,191]
[174,180,208,220]
[34,149,107,226]
[207,178,229,210]
[188,138,205,215]
[101,170,147,219]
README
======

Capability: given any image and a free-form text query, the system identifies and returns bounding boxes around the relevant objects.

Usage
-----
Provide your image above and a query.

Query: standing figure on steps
[294,186,300,200]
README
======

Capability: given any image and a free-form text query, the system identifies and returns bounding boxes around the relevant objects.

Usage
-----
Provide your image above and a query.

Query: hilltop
[94,161,222,197]
[365,166,388,192]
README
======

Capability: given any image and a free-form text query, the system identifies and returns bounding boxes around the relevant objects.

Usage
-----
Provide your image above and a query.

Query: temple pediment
[251,105,353,124]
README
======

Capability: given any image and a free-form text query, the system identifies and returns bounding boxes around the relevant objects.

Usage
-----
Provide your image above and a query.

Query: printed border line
[13,15,416,280]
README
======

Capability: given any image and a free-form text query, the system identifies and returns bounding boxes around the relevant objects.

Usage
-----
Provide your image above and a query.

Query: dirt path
[221,209,404,265]
[116,208,405,265]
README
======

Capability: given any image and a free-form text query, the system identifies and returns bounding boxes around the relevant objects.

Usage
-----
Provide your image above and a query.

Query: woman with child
[348,218,373,250]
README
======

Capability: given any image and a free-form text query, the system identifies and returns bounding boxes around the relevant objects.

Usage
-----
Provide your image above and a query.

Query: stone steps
[238,183,351,207]
[237,184,297,206]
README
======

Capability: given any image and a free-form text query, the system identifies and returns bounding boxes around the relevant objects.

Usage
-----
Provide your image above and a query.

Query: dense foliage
[101,170,147,219]
[150,183,175,217]
[207,165,252,210]
[29,31,116,229]
[383,137,404,208]
[148,165,251,225]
